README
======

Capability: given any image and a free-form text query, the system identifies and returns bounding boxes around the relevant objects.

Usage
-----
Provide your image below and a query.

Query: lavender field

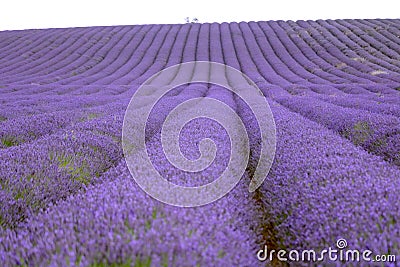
[0,19,400,266]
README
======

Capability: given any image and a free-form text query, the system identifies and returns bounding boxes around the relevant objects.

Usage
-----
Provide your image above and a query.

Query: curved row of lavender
[0,19,399,266]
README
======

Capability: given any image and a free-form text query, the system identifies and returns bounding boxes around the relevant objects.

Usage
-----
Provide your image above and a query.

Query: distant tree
[184,17,199,23]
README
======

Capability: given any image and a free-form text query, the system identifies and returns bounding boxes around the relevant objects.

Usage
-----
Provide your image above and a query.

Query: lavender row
[258,101,400,262]
[0,112,123,229]
[274,93,400,166]
[315,94,400,118]
[0,110,83,148]
[0,85,136,120]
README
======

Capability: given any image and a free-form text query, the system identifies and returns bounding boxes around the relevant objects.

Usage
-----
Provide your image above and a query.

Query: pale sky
[1,0,399,31]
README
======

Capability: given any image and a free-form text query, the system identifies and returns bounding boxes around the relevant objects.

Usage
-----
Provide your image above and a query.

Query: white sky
[0,0,399,31]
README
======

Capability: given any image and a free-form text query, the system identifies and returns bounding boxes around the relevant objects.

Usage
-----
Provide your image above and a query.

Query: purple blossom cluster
[1,18,400,266]
[0,163,262,266]
[0,108,123,229]
[262,101,400,258]
[273,94,400,165]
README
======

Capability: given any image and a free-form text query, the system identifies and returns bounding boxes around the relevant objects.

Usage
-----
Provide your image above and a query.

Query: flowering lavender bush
[1,18,400,266]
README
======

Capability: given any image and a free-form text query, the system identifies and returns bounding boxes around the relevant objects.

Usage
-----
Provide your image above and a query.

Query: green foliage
[88,258,132,267]
[88,257,151,267]
[162,253,169,267]
[1,136,18,147]
[52,152,92,185]
[343,121,373,146]
[14,188,29,201]
[124,220,136,238]
[152,208,157,219]
[57,153,74,168]
[0,214,4,229]
[217,249,226,258]
[80,112,101,122]
[275,211,289,226]
[18,257,29,267]
[134,257,152,267]
[352,121,373,145]
[371,137,387,150]
[145,220,151,231]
